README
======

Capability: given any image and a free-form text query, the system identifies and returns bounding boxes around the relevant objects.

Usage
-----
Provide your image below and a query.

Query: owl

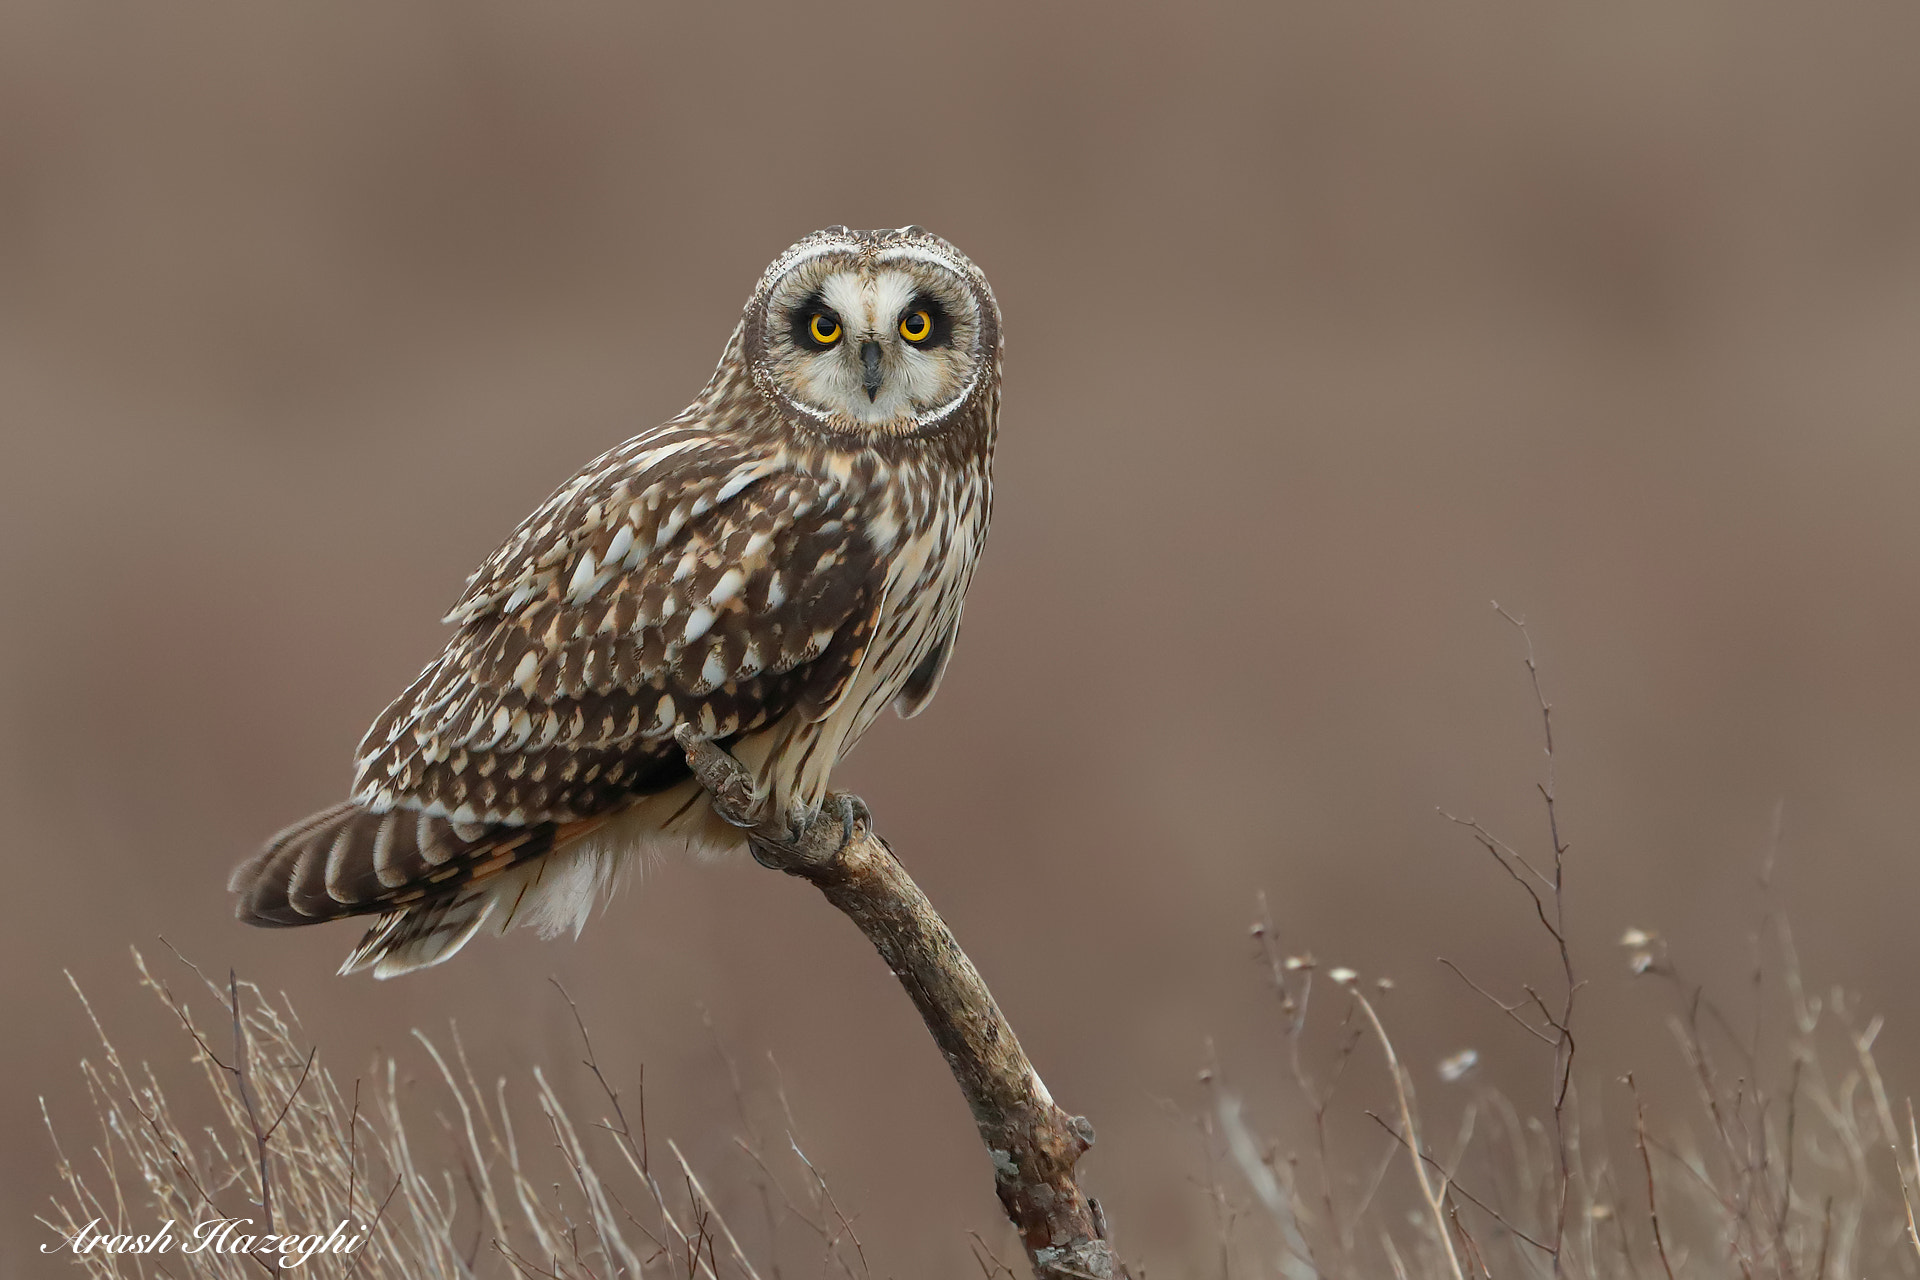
[230,226,1002,977]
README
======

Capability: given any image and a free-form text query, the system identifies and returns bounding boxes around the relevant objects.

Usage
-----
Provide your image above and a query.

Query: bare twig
[227,971,285,1277]
[670,1138,766,1280]
[1252,902,1361,1271]
[1362,1111,1553,1256]
[1900,1102,1920,1260]
[677,726,1114,1280]
[1350,988,1467,1280]
[1629,1075,1678,1280]
[1437,958,1558,1048]
[1440,605,1580,1269]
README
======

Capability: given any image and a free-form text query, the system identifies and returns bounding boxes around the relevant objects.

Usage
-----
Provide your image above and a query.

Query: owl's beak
[860,341,884,401]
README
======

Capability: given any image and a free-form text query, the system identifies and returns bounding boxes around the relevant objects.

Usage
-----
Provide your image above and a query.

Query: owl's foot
[675,726,871,872]
[675,726,768,828]
[752,791,870,870]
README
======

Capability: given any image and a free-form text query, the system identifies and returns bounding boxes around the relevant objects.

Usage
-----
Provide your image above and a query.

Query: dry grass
[1198,613,1920,1280]
[40,949,868,1278]
[1204,896,1920,1279]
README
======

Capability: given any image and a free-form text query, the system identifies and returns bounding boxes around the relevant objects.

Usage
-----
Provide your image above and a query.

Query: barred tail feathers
[229,801,558,927]
[337,836,630,978]
[231,779,750,977]
[338,892,500,978]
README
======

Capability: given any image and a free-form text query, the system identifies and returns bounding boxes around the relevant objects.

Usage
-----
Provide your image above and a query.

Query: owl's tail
[334,890,506,978]
[230,801,569,978]
[231,778,742,978]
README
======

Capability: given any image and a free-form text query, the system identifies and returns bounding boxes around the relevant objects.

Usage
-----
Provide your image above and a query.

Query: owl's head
[742,227,1001,436]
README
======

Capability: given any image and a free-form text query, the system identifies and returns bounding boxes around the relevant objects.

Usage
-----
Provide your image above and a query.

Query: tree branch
[677,727,1116,1280]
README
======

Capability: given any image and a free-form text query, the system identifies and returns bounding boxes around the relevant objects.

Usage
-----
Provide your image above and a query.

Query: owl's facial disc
[773,267,973,427]
[749,235,992,434]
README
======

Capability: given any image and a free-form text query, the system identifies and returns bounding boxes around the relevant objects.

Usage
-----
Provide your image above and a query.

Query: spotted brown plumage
[230,226,1001,976]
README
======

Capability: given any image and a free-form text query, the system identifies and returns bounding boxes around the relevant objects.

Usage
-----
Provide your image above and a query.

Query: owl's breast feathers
[233,412,989,931]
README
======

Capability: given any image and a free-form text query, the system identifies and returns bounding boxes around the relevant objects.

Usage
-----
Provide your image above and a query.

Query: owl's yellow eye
[899,310,932,343]
[809,314,841,345]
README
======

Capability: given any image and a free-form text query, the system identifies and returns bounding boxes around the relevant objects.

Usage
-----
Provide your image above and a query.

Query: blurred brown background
[8,1,1920,1272]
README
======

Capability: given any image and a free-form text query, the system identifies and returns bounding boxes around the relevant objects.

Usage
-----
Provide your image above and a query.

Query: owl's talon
[746,794,869,870]
[784,806,812,848]
[830,792,871,851]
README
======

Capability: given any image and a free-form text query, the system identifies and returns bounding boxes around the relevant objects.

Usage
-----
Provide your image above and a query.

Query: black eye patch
[899,294,954,350]
[789,292,843,350]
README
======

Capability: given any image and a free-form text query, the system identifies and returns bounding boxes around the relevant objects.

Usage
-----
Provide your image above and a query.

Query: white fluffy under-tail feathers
[338,778,746,978]
[339,842,607,979]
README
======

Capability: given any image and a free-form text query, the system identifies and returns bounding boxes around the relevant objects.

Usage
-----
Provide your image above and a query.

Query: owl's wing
[235,433,883,927]
[891,606,962,719]
[355,443,884,826]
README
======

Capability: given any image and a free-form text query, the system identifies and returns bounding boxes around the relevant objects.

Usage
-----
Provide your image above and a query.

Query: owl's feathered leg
[673,726,869,864]
[675,726,772,830]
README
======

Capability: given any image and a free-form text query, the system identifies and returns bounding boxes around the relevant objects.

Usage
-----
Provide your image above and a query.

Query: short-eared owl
[231,227,1001,977]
